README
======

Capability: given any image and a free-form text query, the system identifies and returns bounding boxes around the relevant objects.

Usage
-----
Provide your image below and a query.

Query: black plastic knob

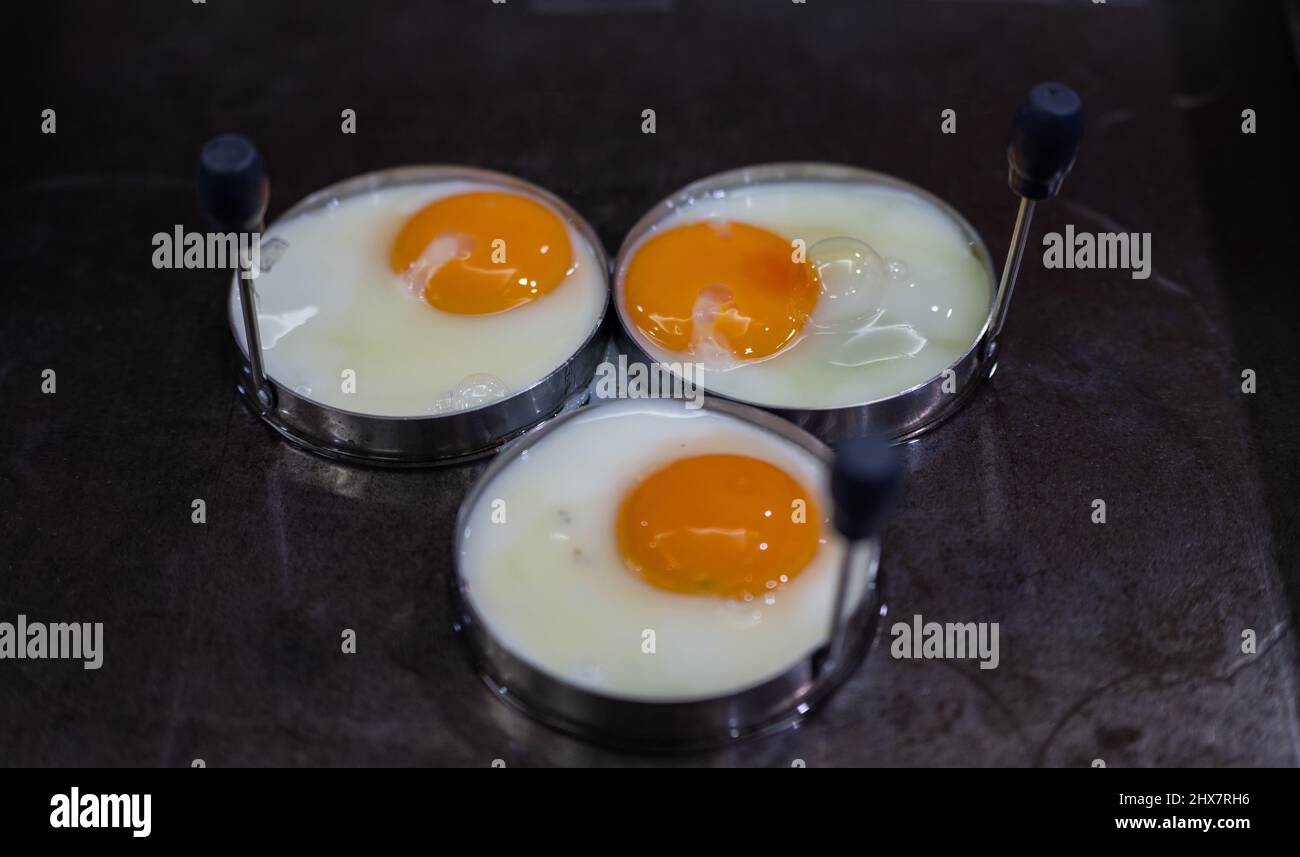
[830,435,901,542]
[1007,82,1083,201]
[198,134,268,232]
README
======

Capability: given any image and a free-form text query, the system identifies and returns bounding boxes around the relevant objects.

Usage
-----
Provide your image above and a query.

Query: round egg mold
[613,163,999,445]
[228,166,610,467]
[452,397,886,751]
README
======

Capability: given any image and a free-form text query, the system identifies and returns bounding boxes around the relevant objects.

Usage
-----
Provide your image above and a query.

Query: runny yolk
[616,454,821,598]
[620,220,820,361]
[390,191,574,315]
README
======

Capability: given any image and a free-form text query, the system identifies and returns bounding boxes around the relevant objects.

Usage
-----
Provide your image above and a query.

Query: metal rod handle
[984,83,1083,362]
[198,134,273,412]
[983,197,1035,359]
[235,236,274,413]
[823,436,900,677]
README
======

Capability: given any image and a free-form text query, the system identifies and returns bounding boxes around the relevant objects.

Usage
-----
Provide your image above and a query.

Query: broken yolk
[616,454,821,598]
[390,191,574,315]
[620,220,819,360]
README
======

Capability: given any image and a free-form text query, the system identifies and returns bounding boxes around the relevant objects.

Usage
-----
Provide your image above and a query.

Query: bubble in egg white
[452,374,508,410]
[809,236,889,328]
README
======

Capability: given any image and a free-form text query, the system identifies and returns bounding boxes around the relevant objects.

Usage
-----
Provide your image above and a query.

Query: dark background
[1,0,1297,766]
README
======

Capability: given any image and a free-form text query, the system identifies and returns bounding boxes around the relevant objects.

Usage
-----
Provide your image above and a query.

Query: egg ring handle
[219,163,611,466]
[453,397,890,751]
[199,134,275,414]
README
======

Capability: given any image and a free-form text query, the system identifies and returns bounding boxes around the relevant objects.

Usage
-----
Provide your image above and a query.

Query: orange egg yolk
[390,191,574,315]
[621,220,820,361]
[616,454,821,598]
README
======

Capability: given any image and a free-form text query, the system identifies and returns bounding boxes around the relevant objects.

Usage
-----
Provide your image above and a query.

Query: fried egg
[229,176,606,416]
[618,178,992,408]
[458,399,875,702]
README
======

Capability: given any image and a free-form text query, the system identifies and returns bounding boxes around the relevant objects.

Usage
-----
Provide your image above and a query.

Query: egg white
[230,180,607,417]
[618,180,993,408]
[458,398,875,702]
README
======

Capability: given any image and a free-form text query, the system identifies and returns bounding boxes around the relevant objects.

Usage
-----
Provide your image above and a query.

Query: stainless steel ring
[452,396,886,752]
[612,162,999,445]
[228,166,611,467]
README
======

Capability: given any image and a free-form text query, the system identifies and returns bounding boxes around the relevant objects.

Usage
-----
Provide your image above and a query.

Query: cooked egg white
[230,179,607,417]
[618,179,993,408]
[458,399,875,702]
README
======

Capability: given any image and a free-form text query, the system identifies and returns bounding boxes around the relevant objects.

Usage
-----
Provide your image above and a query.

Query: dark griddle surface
[1,0,1297,766]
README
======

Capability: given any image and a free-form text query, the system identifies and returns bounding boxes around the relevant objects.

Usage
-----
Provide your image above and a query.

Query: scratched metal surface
[0,0,1296,767]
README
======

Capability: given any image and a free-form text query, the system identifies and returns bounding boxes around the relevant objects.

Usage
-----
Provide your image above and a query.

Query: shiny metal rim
[452,397,886,751]
[228,166,611,466]
[611,162,999,444]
